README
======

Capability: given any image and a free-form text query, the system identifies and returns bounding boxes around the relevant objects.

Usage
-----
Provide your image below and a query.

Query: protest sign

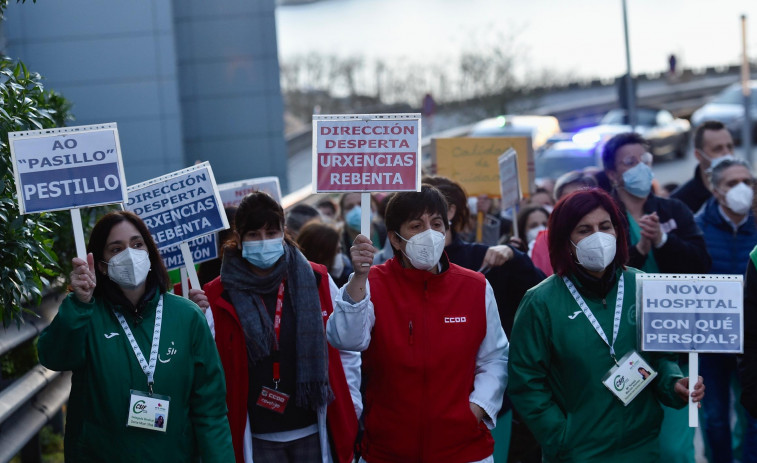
[498,148,521,239]
[218,176,282,207]
[127,162,228,290]
[312,113,421,193]
[638,274,743,354]
[433,137,532,198]
[126,162,228,250]
[637,273,743,427]
[10,123,127,214]
[159,233,218,271]
[313,113,421,266]
[498,149,521,211]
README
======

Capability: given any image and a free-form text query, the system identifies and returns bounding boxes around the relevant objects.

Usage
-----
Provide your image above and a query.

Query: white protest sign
[498,148,521,212]
[10,123,127,214]
[218,176,282,207]
[637,273,743,428]
[312,113,421,193]
[126,162,229,250]
[637,274,743,354]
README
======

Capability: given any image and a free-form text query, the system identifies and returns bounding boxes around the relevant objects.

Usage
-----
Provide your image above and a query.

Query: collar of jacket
[567,264,621,301]
[384,253,451,283]
[104,278,160,323]
[699,196,757,235]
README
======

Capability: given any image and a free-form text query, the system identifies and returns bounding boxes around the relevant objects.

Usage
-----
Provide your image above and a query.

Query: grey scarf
[221,243,333,410]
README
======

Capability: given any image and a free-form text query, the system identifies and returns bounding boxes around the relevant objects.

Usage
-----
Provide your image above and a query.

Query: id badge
[127,390,170,432]
[602,351,657,406]
[256,386,290,414]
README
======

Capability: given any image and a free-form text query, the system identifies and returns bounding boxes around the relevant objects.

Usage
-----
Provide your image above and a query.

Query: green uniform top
[508,267,685,463]
[38,290,234,463]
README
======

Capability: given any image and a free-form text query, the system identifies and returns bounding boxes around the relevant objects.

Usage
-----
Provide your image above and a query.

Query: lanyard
[562,275,624,365]
[113,295,163,395]
[271,280,286,389]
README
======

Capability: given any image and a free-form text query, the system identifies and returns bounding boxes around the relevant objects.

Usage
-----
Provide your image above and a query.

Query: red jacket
[204,262,357,463]
[362,258,494,463]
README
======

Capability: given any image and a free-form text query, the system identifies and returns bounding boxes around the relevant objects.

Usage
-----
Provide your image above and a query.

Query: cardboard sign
[498,149,521,211]
[126,162,229,250]
[637,274,743,353]
[312,114,421,193]
[433,137,533,197]
[10,123,127,214]
[217,176,282,207]
[159,233,218,271]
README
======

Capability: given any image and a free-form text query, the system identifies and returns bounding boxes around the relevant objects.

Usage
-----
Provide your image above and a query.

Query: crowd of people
[37,121,757,462]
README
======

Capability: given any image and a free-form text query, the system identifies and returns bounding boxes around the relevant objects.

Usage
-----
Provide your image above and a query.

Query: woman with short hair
[328,185,509,463]
[508,188,704,462]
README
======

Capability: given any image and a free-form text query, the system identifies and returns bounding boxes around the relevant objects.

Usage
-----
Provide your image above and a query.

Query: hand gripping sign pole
[637,273,744,427]
[9,123,128,260]
[313,113,422,267]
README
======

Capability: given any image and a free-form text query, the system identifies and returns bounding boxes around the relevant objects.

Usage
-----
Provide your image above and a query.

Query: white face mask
[723,182,754,216]
[572,232,616,272]
[396,229,446,271]
[106,248,151,289]
[329,253,345,278]
[702,152,735,171]
[526,225,547,244]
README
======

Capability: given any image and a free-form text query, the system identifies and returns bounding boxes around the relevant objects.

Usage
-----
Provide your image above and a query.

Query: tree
[0,57,74,326]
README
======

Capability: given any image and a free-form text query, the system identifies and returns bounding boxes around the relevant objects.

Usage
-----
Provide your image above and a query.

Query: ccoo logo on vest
[10,124,127,214]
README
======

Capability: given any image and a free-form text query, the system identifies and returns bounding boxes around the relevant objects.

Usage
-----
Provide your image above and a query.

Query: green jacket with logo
[508,268,685,463]
[38,291,234,463]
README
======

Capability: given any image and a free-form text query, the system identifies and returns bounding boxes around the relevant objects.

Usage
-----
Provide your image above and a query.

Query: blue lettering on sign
[159,234,218,271]
[138,196,225,249]
[19,163,122,213]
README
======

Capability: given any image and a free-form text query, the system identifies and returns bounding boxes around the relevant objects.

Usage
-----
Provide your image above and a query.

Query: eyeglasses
[618,152,653,168]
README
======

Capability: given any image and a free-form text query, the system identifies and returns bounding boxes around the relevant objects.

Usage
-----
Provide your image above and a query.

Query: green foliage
[0,56,74,326]
[0,338,37,379]
[0,0,34,21]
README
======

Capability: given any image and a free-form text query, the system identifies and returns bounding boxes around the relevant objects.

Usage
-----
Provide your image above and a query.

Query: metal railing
[0,292,67,463]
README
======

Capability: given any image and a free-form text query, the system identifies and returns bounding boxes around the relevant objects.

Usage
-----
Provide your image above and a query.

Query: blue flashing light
[572,132,601,148]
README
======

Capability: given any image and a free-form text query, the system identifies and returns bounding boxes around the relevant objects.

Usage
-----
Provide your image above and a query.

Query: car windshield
[712,87,757,106]
[534,147,598,180]
[600,109,658,126]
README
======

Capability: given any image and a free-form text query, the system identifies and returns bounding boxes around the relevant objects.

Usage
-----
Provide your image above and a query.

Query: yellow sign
[432,137,533,197]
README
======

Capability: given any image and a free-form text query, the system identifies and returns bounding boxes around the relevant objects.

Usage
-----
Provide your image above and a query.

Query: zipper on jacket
[602,298,607,310]
[408,320,414,345]
[423,281,428,301]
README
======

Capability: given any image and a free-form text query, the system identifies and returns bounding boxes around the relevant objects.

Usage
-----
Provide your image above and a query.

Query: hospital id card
[126,390,170,432]
[602,350,657,406]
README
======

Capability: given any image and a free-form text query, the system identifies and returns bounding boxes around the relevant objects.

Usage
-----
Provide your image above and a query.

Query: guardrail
[0,292,67,463]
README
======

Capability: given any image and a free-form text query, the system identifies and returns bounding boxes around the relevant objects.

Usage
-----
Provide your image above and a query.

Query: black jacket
[670,165,711,214]
[618,193,712,274]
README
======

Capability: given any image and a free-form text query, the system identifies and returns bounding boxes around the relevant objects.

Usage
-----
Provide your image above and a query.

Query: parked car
[690,81,757,144]
[572,108,690,159]
[469,115,561,150]
[534,139,601,181]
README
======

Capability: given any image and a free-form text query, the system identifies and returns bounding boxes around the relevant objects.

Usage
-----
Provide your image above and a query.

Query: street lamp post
[622,0,636,131]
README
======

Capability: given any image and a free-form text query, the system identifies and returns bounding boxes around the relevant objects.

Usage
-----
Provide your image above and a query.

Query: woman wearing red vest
[191,191,361,463]
[327,185,509,463]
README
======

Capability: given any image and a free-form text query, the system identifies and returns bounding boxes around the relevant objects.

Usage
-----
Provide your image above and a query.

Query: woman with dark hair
[38,211,234,462]
[508,189,704,461]
[328,185,509,463]
[297,221,353,287]
[190,191,360,463]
